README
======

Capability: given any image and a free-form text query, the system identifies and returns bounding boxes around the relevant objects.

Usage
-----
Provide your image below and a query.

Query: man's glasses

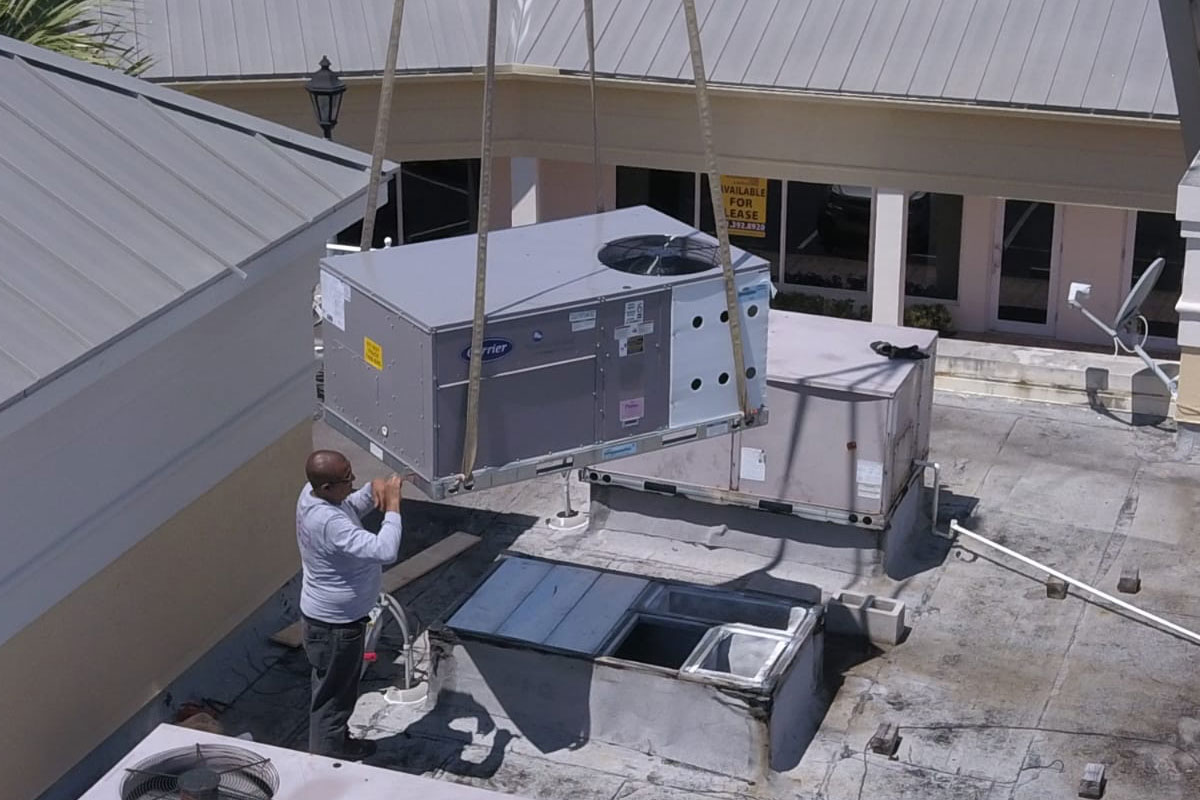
[324,473,355,488]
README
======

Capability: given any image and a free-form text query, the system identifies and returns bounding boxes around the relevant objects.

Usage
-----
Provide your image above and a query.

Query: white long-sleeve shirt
[295,483,403,623]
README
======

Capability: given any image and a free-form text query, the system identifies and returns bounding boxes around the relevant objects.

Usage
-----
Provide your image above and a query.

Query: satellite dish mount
[1066,257,1178,398]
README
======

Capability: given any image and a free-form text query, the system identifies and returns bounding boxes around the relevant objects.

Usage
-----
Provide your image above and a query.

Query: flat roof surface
[767,312,938,397]
[159,390,1200,799]
[322,207,768,329]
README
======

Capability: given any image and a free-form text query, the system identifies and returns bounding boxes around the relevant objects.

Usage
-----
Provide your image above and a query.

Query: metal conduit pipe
[948,520,1200,647]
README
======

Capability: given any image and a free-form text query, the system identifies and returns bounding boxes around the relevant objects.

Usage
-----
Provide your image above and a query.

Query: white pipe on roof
[949,520,1200,647]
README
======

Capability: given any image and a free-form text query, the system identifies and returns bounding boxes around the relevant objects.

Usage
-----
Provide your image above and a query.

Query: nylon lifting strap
[584,0,603,213]
[459,0,500,485]
[360,0,406,250]
[681,0,751,421]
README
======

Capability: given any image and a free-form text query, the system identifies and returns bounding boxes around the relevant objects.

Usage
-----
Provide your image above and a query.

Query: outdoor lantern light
[305,55,346,140]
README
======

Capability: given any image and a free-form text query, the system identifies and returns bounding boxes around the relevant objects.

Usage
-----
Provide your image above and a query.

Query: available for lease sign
[722,175,767,238]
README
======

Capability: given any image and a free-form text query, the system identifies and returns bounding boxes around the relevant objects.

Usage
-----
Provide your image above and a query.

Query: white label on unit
[619,396,645,425]
[740,447,766,482]
[856,460,884,500]
[613,322,654,339]
[706,421,730,437]
[569,309,597,332]
[624,299,644,325]
[369,442,384,460]
[319,270,348,331]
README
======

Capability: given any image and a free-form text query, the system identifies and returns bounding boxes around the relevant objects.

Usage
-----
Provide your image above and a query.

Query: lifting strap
[360,0,406,250]
[584,0,603,213]
[458,0,500,486]
[681,0,752,423]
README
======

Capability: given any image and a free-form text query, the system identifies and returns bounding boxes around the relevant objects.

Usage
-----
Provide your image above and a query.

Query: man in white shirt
[295,449,403,760]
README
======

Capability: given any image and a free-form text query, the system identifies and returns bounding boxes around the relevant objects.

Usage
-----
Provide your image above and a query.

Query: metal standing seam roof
[0,35,396,410]
[128,0,1177,118]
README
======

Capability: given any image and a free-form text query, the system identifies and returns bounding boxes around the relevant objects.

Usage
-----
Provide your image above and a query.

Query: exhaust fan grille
[120,744,279,800]
[598,234,720,276]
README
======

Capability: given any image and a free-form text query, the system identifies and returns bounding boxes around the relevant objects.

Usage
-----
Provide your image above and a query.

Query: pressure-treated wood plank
[269,531,481,648]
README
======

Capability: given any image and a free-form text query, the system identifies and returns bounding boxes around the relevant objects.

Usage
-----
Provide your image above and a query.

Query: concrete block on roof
[825,592,905,645]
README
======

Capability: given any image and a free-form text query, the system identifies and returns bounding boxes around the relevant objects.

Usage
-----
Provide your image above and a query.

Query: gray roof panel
[740,0,808,87]
[708,0,779,85]
[942,0,1009,101]
[166,0,208,78]
[1009,0,1078,106]
[199,0,242,76]
[774,0,841,90]
[873,0,943,96]
[1082,0,1147,112]
[0,35,391,408]
[1120,1,1171,113]
[230,0,275,75]
[840,0,907,94]
[128,0,1177,117]
[906,0,974,99]
[1045,0,1111,109]
[975,0,1045,104]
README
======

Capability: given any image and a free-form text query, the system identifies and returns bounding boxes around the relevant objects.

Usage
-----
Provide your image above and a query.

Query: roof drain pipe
[948,520,1200,646]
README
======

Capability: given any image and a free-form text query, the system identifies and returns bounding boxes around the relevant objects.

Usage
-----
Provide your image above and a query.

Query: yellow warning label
[363,336,384,371]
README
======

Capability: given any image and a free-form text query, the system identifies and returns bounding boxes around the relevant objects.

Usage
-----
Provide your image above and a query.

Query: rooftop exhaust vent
[598,234,720,276]
[120,744,279,800]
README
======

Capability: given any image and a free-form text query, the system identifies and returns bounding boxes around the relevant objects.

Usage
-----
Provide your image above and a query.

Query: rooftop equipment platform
[428,554,825,781]
[318,207,771,499]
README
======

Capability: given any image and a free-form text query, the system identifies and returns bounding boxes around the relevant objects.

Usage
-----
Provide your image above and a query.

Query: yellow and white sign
[722,175,767,238]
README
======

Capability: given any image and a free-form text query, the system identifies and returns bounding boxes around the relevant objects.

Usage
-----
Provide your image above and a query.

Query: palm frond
[0,0,154,74]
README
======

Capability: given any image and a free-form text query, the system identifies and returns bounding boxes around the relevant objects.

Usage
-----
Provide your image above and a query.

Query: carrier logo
[460,338,513,363]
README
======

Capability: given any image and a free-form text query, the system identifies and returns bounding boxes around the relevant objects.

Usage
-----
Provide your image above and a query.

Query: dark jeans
[302,614,367,756]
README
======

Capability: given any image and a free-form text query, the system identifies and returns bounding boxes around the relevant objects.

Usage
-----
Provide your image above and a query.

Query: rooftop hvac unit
[79,723,519,799]
[318,207,771,498]
[585,311,937,528]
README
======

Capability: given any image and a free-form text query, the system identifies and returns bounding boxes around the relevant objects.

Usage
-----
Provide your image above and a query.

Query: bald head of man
[306,449,356,504]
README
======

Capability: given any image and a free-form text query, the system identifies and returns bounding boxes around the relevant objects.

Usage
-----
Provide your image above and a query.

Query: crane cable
[359,0,406,250]
[458,0,500,487]
[681,0,753,424]
[585,0,603,213]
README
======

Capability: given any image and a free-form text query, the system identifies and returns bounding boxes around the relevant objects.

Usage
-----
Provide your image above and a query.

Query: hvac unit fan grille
[598,234,720,276]
[119,744,279,800]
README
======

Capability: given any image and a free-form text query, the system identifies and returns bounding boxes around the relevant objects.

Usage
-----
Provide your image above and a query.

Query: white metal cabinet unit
[587,311,937,527]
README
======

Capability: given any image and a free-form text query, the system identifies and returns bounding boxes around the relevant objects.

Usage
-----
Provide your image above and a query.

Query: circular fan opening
[598,234,720,276]
[120,744,280,800]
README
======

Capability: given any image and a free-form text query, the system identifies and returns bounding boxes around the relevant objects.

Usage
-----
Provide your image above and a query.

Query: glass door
[991,199,1061,333]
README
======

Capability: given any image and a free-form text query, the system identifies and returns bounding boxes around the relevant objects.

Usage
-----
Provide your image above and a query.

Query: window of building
[334,175,400,249]
[616,167,696,226]
[997,199,1056,325]
[401,159,482,244]
[1130,211,1184,340]
[781,182,870,294]
[905,193,962,301]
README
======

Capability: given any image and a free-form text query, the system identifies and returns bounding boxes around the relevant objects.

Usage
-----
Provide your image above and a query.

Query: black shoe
[333,737,377,761]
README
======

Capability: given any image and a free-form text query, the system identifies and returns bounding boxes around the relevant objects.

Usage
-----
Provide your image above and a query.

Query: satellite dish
[1114,257,1165,335]
[598,234,720,276]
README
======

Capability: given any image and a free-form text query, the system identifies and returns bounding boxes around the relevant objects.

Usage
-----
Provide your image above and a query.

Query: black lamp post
[305,55,346,140]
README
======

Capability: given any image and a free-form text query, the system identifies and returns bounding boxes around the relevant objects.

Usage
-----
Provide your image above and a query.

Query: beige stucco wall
[953,195,996,334]
[536,158,617,222]
[182,74,1184,212]
[1178,347,1200,424]
[1056,205,1134,346]
[0,420,310,800]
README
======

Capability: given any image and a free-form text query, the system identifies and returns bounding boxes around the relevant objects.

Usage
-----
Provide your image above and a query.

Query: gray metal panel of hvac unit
[320,206,772,499]
[590,312,937,523]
